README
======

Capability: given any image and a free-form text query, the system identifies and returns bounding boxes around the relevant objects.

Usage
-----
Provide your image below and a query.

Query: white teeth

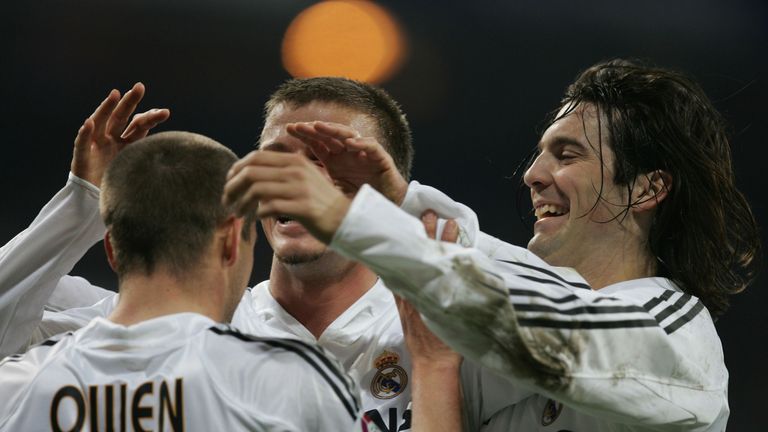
[535,204,568,218]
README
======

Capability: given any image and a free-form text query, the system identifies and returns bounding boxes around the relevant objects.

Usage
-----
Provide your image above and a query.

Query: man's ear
[221,216,243,267]
[103,231,117,272]
[632,170,672,212]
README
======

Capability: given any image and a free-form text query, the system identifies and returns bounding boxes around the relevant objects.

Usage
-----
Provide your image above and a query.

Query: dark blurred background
[2,0,766,428]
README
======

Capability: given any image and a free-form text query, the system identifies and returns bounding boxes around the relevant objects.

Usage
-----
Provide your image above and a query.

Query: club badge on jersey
[370,350,408,400]
[541,399,564,426]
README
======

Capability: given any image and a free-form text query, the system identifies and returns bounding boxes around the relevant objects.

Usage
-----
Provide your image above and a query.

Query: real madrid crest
[370,350,408,399]
[541,398,564,426]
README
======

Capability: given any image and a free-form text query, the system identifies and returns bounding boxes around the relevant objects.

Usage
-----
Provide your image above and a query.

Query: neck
[268,254,378,339]
[109,268,227,326]
[572,238,658,290]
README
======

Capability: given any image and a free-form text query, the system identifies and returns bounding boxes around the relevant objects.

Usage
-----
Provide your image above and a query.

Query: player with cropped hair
[0,94,361,430]
[223,59,761,430]
[0,77,467,432]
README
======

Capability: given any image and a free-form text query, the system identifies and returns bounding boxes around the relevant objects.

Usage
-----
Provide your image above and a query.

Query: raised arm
[223,146,727,429]
[398,212,463,432]
[328,186,727,429]
[0,84,169,356]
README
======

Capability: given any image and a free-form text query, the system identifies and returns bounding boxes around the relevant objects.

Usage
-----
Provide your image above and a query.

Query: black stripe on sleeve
[208,327,359,420]
[592,296,620,303]
[653,293,693,323]
[516,303,648,316]
[474,269,508,296]
[508,288,580,304]
[0,354,25,365]
[0,333,70,366]
[518,274,567,288]
[663,300,705,335]
[495,259,592,290]
[518,317,659,330]
[642,290,676,311]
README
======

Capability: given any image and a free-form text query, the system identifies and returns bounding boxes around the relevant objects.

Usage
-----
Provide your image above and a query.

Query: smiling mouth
[277,215,294,224]
[534,204,569,219]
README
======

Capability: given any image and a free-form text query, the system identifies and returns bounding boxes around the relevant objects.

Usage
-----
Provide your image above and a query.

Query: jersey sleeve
[330,185,727,429]
[0,173,107,357]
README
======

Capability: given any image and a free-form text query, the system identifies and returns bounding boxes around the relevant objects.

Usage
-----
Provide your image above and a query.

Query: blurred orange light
[282,0,406,84]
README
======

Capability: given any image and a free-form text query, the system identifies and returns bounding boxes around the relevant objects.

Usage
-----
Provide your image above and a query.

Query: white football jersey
[0,175,417,432]
[0,313,361,431]
[329,184,730,431]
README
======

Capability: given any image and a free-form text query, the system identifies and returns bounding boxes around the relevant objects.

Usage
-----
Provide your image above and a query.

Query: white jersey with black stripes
[1,176,474,432]
[330,184,729,432]
[0,313,362,431]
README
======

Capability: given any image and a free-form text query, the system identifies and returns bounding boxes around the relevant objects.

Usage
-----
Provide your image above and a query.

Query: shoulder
[0,332,74,418]
[203,324,359,418]
[205,324,346,377]
[1,331,71,369]
[600,278,709,336]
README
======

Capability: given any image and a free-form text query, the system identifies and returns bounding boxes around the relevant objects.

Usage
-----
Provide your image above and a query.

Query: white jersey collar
[598,276,681,295]
[71,313,217,352]
[245,279,395,345]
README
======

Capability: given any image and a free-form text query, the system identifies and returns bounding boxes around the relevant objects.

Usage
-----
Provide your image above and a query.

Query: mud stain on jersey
[447,256,583,392]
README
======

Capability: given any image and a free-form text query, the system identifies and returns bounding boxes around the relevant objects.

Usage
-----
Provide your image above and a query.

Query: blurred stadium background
[2,0,765,428]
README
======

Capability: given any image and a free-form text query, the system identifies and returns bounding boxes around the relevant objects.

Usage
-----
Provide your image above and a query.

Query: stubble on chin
[276,252,325,265]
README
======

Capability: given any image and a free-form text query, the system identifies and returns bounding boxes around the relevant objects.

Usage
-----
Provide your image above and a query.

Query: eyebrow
[538,136,589,152]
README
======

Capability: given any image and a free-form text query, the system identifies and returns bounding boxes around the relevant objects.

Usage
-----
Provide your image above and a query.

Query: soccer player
[0,78,469,431]
[0,128,361,430]
[223,59,761,430]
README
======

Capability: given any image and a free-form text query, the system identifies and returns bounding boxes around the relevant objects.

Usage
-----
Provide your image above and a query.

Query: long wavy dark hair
[517,59,761,317]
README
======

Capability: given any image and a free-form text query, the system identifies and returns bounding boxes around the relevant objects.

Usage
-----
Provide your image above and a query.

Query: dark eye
[558,148,580,161]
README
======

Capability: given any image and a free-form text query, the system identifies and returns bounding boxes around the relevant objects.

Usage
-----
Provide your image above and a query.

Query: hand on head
[223,150,351,244]
[286,121,409,205]
[72,82,170,187]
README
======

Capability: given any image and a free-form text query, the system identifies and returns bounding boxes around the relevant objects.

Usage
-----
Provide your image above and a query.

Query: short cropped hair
[101,131,255,278]
[525,59,761,317]
[264,77,414,180]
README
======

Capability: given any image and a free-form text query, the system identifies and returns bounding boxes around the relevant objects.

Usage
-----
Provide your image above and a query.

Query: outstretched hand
[71,82,170,187]
[286,121,409,204]
[223,150,351,244]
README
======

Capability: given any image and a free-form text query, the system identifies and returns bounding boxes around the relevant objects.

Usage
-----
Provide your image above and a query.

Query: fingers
[441,219,459,243]
[421,210,459,243]
[90,90,121,139]
[231,182,298,217]
[288,123,346,154]
[342,136,385,155]
[312,121,361,141]
[288,121,372,153]
[121,108,170,142]
[223,164,293,208]
[422,210,438,239]
[106,82,145,139]
[74,118,95,152]
[228,150,305,181]
[70,118,96,178]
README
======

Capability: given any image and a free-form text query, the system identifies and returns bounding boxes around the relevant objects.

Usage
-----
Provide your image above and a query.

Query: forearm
[410,361,463,432]
[0,174,104,356]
